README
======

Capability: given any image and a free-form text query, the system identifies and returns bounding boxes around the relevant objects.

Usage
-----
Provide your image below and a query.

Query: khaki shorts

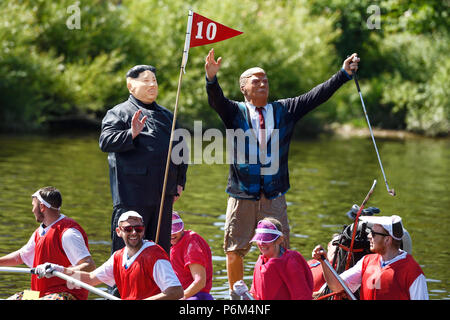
[223,194,289,257]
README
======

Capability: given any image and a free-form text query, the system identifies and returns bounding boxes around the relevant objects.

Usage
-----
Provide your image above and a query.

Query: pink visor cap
[250,220,283,243]
[171,211,184,234]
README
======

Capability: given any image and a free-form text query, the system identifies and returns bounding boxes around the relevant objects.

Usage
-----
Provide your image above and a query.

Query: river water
[0,132,448,300]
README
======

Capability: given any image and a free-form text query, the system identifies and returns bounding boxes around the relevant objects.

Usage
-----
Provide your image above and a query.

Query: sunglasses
[366,227,389,237]
[120,225,145,233]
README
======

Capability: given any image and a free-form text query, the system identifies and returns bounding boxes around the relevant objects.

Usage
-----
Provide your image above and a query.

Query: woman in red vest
[170,212,214,300]
[307,233,340,296]
[234,218,313,300]
[312,215,428,300]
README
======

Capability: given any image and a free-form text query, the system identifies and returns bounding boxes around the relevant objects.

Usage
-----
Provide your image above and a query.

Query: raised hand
[343,53,360,75]
[131,109,148,139]
[205,48,222,81]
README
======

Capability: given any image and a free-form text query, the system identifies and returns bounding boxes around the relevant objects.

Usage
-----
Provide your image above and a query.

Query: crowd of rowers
[0,186,428,300]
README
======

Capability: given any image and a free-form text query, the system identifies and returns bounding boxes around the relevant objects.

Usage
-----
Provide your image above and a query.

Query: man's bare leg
[226,251,244,300]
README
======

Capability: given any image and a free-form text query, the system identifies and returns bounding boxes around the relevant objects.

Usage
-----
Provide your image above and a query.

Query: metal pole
[353,73,395,196]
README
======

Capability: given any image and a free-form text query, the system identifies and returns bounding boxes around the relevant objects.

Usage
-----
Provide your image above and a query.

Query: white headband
[172,218,183,224]
[32,191,60,211]
[255,228,283,236]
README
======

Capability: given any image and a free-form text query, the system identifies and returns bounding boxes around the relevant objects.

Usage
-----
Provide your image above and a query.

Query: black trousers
[110,196,173,256]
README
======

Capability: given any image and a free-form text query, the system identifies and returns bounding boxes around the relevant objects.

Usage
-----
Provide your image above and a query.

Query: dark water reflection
[0,133,448,300]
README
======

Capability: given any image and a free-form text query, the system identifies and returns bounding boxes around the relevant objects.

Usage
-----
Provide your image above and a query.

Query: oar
[320,256,357,300]
[0,267,120,300]
[0,266,34,274]
[50,271,121,300]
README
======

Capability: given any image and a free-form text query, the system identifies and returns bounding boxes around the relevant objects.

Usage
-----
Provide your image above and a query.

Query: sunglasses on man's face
[366,227,389,237]
[120,225,145,233]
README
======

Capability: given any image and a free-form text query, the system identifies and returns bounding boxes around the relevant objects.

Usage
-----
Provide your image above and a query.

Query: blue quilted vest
[226,102,294,200]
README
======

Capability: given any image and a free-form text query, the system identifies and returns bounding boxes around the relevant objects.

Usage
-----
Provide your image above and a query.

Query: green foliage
[0,0,448,136]
[382,0,450,34]
[308,0,449,136]
[0,0,127,131]
[380,32,449,135]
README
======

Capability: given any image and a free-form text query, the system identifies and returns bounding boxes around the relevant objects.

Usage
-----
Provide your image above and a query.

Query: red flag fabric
[189,12,243,48]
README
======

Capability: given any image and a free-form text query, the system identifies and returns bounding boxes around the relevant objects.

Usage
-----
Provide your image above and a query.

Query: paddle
[0,266,120,300]
[319,256,357,300]
[0,266,34,274]
[50,270,121,300]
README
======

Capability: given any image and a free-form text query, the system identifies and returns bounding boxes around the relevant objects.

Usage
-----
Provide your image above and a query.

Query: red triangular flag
[189,12,243,48]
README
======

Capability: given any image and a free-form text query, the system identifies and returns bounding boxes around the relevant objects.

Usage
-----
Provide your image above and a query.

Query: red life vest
[113,243,169,300]
[308,259,326,292]
[360,253,424,300]
[251,249,313,300]
[170,230,213,293]
[31,217,89,300]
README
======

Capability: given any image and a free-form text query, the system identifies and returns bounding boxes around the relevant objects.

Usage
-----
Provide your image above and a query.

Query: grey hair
[239,67,266,89]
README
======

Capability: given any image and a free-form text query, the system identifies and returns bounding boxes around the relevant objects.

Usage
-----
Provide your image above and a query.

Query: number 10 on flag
[182,10,243,72]
[157,11,242,239]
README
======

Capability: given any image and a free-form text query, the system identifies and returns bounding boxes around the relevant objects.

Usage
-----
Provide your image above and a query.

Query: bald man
[204,49,359,299]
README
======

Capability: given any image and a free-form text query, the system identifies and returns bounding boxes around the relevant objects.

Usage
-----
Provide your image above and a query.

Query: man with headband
[0,186,95,300]
[234,218,313,300]
[312,215,429,300]
[170,212,214,300]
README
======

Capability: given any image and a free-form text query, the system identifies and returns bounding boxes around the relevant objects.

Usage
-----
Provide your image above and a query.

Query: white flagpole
[182,10,193,73]
[155,11,192,243]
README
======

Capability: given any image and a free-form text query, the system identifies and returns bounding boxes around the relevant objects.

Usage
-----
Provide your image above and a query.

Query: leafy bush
[0,1,126,131]
[0,0,448,136]
[380,32,449,136]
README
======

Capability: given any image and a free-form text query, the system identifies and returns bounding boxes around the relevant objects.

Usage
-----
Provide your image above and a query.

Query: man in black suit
[99,65,188,255]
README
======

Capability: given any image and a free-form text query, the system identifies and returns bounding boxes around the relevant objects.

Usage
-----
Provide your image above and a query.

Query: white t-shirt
[93,240,181,292]
[18,214,91,267]
[340,250,429,300]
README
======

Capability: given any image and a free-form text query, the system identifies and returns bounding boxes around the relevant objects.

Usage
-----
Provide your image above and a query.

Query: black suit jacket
[99,95,188,207]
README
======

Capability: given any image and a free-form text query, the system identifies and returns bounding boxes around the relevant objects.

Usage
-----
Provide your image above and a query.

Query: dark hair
[126,65,156,79]
[38,186,62,209]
